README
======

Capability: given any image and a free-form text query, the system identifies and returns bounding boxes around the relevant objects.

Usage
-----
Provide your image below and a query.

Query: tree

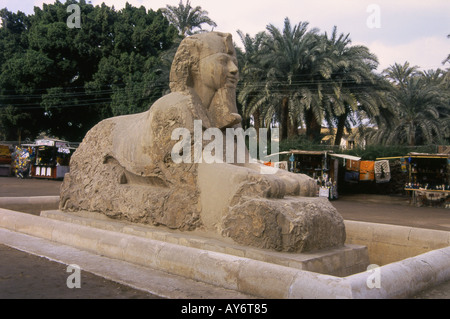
[320,27,390,146]
[83,2,178,118]
[383,61,420,88]
[0,49,54,140]
[162,0,217,37]
[367,63,449,146]
[236,30,269,134]
[0,1,177,141]
[263,19,319,141]
[443,34,450,65]
[237,19,387,145]
[240,18,321,141]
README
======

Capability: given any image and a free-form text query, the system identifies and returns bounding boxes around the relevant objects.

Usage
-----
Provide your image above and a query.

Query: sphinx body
[60,32,345,252]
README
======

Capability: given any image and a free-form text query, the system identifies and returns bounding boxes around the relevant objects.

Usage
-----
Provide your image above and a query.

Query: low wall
[1,208,450,299]
[0,196,59,214]
[345,220,450,266]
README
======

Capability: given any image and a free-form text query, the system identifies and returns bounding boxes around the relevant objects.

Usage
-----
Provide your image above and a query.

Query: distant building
[297,127,367,150]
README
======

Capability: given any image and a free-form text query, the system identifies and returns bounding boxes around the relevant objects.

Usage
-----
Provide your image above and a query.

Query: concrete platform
[0,227,255,299]
[41,210,369,277]
[1,207,450,298]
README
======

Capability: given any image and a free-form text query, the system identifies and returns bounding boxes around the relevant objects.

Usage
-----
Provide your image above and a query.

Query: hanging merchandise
[346,160,360,172]
[14,146,33,178]
[344,159,360,182]
[319,187,329,197]
[0,145,12,176]
[375,160,391,183]
[359,161,375,181]
[0,145,11,164]
[344,170,359,183]
[400,157,408,173]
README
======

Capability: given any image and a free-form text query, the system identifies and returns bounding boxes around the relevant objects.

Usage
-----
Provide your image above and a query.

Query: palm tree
[383,61,420,88]
[422,68,450,144]
[236,30,268,134]
[443,34,450,65]
[320,27,390,146]
[238,19,392,145]
[253,18,320,141]
[443,35,450,86]
[161,0,217,37]
[368,64,448,146]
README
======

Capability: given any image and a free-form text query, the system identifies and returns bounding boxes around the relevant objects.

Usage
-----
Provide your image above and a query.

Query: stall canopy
[376,153,450,160]
[329,154,361,161]
[270,150,360,160]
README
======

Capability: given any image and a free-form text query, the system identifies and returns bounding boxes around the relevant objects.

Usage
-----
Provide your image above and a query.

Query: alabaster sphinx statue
[60,32,345,252]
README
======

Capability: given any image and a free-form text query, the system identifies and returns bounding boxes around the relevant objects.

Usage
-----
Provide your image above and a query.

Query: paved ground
[332,194,450,232]
[0,244,162,299]
[0,176,449,299]
[0,176,63,197]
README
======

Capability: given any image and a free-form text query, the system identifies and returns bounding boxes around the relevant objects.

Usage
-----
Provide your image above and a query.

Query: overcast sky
[2,0,450,72]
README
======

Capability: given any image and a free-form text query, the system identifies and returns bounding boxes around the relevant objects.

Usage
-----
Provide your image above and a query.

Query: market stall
[402,153,450,208]
[276,150,342,199]
[0,144,12,176]
[376,152,449,207]
[30,139,74,179]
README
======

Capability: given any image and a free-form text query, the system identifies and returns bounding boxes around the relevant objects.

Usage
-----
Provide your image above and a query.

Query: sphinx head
[169,32,241,128]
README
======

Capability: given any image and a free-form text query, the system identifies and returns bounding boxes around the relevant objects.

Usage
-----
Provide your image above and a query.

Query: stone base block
[41,210,369,277]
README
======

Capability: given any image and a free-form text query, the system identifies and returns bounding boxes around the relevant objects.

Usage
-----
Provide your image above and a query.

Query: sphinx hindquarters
[59,105,202,231]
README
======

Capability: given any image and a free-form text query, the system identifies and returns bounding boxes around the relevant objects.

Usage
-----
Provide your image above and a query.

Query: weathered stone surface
[60,32,346,252]
[223,197,345,252]
[60,96,202,230]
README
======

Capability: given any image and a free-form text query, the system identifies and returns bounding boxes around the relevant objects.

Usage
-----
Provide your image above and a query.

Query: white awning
[329,154,361,161]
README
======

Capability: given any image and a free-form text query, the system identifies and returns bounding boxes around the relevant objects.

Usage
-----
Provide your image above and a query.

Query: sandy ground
[0,176,449,299]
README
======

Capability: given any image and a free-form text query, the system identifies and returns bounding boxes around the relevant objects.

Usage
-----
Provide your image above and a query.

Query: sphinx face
[199,52,239,92]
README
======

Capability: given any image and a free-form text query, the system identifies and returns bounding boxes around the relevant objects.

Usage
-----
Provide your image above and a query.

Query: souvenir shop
[400,153,450,208]
[25,139,74,180]
[267,149,449,208]
[280,150,393,199]
[343,158,392,184]
[0,144,12,176]
[275,150,361,200]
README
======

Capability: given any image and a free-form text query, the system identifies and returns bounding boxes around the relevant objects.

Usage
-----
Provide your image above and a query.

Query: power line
[0,83,169,99]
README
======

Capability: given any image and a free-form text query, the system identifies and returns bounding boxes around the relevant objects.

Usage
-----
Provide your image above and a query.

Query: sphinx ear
[170,47,190,92]
[224,33,235,55]
[170,39,200,92]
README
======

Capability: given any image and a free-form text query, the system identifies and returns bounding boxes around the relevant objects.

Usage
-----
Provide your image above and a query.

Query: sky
[1,0,449,72]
